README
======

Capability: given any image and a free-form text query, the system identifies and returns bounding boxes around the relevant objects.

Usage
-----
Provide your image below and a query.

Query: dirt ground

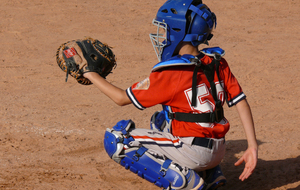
[0,0,299,189]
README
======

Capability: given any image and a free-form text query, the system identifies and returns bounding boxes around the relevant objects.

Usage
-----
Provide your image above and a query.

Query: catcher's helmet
[150,0,216,62]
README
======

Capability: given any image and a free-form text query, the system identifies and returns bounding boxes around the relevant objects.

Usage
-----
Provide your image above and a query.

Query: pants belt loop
[208,138,213,149]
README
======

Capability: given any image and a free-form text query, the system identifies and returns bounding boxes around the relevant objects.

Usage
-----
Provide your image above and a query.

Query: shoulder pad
[200,47,225,57]
[152,54,195,72]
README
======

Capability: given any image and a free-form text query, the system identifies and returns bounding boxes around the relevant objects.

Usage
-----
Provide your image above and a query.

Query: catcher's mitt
[56,37,116,85]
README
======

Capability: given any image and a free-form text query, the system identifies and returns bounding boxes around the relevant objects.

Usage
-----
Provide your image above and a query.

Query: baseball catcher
[56,0,258,189]
[56,37,116,85]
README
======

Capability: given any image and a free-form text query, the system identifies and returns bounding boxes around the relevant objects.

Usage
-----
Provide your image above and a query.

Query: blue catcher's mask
[149,0,216,62]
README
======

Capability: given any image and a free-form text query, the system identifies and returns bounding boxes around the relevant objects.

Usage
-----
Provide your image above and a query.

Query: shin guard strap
[133,146,147,161]
[160,159,172,176]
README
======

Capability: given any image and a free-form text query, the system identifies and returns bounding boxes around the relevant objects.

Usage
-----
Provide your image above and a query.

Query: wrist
[83,72,99,78]
[247,145,258,155]
[247,137,258,147]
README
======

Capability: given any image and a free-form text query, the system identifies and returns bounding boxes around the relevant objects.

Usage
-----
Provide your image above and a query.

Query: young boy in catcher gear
[84,0,258,189]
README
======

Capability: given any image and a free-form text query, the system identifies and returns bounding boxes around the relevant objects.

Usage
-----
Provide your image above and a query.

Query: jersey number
[184,82,224,113]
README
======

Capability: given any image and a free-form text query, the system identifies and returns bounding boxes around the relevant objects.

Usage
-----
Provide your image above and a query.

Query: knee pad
[103,119,135,163]
[104,120,204,190]
[150,111,171,133]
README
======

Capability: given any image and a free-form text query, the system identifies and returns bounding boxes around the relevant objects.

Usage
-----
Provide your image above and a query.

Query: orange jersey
[126,55,245,139]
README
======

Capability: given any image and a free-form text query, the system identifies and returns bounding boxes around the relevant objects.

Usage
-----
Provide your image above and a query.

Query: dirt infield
[0,0,299,189]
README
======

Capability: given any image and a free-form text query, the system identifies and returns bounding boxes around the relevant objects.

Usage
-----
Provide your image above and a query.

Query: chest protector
[152,47,225,123]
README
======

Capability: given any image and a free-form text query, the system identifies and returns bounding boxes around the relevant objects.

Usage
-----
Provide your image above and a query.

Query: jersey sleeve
[219,59,246,107]
[126,69,179,110]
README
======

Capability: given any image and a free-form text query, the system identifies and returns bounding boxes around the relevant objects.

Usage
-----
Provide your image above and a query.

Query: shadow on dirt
[219,139,300,190]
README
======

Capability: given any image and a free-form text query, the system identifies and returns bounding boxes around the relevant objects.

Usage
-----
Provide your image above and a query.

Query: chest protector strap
[170,51,224,123]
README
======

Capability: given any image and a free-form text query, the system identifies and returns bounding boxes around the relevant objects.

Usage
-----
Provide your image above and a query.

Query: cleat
[203,165,226,190]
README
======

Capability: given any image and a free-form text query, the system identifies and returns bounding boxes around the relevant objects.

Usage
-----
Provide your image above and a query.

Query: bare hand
[234,147,258,181]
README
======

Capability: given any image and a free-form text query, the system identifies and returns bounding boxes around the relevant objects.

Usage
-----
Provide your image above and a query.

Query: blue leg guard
[150,111,166,132]
[150,110,171,133]
[103,119,135,163]
[104,120,205,190]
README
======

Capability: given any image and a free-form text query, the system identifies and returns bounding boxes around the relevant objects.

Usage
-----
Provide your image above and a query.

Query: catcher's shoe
[163,169,206,190]
[201,165,226,190]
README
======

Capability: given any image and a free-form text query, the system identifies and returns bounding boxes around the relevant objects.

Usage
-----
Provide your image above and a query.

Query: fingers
[239,165,254,181]
[237,159,256,181]
[235,158,251,181]
[234,156,248,181]
[234,156,244,166]
[234,152,257,181]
